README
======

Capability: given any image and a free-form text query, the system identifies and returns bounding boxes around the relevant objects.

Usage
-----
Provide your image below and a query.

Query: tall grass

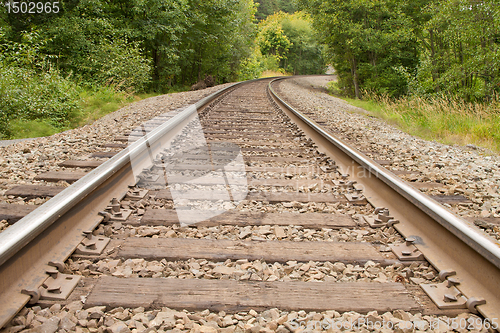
[327,82,500,152]
[8,119,59,139]
[373,94,500,151]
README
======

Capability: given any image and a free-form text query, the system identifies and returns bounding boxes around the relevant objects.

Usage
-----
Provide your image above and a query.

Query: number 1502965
[4,1,59,14]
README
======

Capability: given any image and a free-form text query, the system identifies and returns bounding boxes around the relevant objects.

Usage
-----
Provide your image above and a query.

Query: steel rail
[4,75,497,327]
[0,79,249,328]
[269,78,500,269]
[0,84,239,267]
[268,77,500,324]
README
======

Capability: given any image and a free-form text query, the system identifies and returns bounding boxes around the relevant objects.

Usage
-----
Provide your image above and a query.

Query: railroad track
[1,77,499,332]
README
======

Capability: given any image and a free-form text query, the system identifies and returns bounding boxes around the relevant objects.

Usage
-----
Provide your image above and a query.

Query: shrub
[0,62,82,138]
[80,39,152,92]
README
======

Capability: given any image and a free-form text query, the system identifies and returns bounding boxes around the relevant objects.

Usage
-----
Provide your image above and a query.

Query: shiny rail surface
[268,78,500,325]
[0,79,250,328]
[1,76,499,329]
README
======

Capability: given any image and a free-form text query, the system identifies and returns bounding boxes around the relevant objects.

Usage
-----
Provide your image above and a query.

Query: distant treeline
[300,0,500,101]
[0,0,325,138]
[0,0,324,91]
[254,0,297,20]
[1,0,257,91]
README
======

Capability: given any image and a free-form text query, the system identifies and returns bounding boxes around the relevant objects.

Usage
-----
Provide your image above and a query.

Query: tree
[255,0,279,21]
[37,0,159,91]
[176,0,257,85]
[300,0,419,98]
[258,20,292,60]
[280,12,324,74]
[257,11,324,74]
[300,0,499,101]
[416,0,500,100]
[254,0,297,21]
[129,0,190,90]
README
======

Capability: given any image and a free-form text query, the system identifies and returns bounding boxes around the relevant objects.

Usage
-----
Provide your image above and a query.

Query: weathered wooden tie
[116,238,383,264]
[141,210,355,229]
[154,189,344,203]
[35,171,87,183]
[59,160,103,168]
[0,203,39,224]
[429,195,472,204]
[5,185,65,198]
[91,152,118,158]
[86,277,420,313]
[101,143,126,148]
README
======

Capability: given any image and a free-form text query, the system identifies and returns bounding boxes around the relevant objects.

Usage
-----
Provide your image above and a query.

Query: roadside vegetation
[2,0,497,152]
[328,82,500,152]
[302,0,500,152]
[0,0,324,139]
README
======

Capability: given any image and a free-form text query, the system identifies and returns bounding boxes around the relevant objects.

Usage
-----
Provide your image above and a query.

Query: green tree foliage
[0,0,263,140]
[254,0,296,21]
[300,0,418,98]
[40,0,181,91]
[1,0,61,40]
[0,29,55,70]
[413,0,500,101]
[3,0,257,91]
[257,12,325,75]
[85,39,152,91]
[176,0,257,85]
[300,0,500,101]
[258,20,292,60]
[127,0,190,89]
[280,12,325,74]
[278,0,297,15]
[255,0,278,21]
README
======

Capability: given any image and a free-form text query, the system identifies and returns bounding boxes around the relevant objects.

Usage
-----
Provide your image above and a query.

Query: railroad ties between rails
[1,78,499,331]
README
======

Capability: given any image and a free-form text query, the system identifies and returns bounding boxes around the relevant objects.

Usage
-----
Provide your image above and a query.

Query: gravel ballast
[277,77,500,240]
[0,84,234,228]
[1,79,498,333]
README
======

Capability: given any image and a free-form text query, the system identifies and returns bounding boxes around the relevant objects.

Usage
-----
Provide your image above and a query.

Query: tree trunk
[197,45,203,82]
[351,56,361,99]
[429,29,438,86]
[152,47,160,87]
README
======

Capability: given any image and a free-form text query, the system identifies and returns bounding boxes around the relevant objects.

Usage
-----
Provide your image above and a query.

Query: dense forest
[1,0,499,142]
[0,0,324,139]
[299,0,500,102]
[254,0,296,21]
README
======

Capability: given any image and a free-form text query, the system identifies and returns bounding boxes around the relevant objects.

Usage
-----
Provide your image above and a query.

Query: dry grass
[370,94,500,152]
[327,81,500,152]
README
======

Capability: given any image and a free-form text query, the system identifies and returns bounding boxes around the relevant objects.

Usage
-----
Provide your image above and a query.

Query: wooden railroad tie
[86,277,420,313]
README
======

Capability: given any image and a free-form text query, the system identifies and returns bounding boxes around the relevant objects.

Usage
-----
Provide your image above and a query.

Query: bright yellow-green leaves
[254,11,325,75]
[258,22,292,60]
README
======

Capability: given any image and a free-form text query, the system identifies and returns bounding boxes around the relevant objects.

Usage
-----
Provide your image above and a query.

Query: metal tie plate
[421,278,467,309]
[74,232,110,255]
[390,237,425,260]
